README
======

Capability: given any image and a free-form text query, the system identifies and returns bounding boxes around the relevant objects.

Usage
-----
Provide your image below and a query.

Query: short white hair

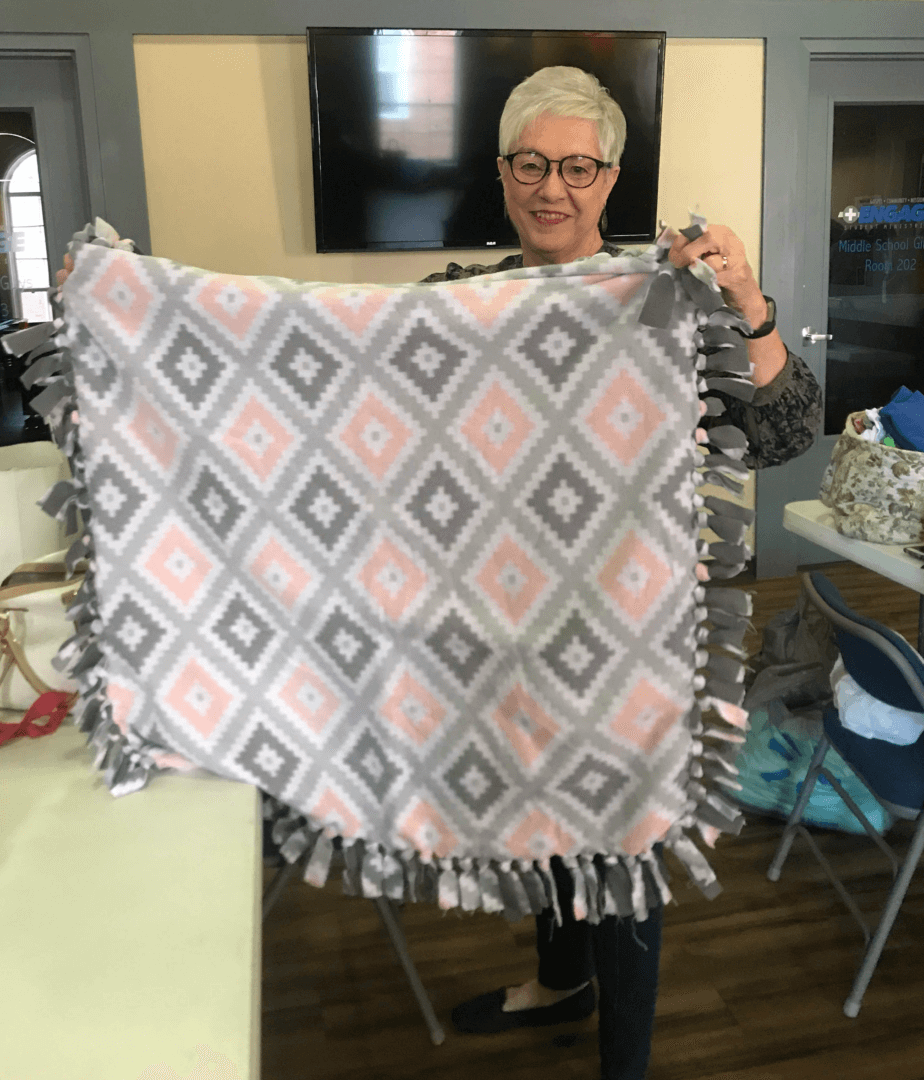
[498,66,627,165]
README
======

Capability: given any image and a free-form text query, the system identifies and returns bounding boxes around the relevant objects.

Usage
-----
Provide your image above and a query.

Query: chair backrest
[804,571,924,715]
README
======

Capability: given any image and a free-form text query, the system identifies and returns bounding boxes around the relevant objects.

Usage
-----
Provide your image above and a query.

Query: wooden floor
[261,563,924,1080]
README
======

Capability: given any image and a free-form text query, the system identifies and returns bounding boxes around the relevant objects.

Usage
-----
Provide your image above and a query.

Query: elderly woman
[424,66,821,1080]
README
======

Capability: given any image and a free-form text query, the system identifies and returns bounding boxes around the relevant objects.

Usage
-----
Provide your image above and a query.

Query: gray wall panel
[87,31,151,252]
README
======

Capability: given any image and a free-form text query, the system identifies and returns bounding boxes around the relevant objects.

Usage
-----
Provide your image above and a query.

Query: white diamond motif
[484,409,514,446]
[608,401,641,437]
[400,695,427,723]
[186,683,212,712]
[291,347,323,383]
[309,491,341,528]
[376,562,406,595]
[445,632,474,666]
[333,629,362,662]
[338,291,369,313]
[547,480,582,522]
[617,558,651,595]
[255,744,285,774]
[121,616,147,651]
[263,563,290,591]
[528,832,554,857]
[360,419,391,453]
[297,681,324,711]
[410,343,446,377]
[579,770,608,795]
[109,282,135,311]
[497,562,527,596]
[97,479,129,516]
[361,750,385,780]
[217,284,248,317]
[425,487,459,528]
[537,328,576,365]
[560,638,595,675]
[176,347,208,384]
[242,422,272,454]
[459,765,491,800]
[230,613,260,648]
[420,823,441,848]
[163,549,196,580]
[202,489,228,521]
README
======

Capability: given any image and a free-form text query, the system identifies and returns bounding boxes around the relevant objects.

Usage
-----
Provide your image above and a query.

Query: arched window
[2,149,51,323]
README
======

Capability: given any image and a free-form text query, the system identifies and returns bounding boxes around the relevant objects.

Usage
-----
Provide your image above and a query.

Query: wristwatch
[743,295,776,339]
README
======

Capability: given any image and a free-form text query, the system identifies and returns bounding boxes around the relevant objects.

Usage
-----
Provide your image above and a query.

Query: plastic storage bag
[733,703,895,835]
[831,655,924,746]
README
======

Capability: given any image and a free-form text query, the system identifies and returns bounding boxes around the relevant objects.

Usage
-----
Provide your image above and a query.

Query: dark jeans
[536,856,663,1080]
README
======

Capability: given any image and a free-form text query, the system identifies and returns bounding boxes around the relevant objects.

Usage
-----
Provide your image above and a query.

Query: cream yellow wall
[132,36,765,284]
[658,39,763,280]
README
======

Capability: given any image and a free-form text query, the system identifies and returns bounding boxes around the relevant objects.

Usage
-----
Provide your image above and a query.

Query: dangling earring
[599,208,609,233]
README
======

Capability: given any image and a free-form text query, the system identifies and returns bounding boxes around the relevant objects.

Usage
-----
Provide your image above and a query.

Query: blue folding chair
[767,571,924,1017]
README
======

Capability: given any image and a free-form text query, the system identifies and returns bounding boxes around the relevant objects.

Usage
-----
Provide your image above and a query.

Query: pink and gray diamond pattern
[69,246,702,863]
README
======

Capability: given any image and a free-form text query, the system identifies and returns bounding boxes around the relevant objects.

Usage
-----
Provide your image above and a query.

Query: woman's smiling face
[498,113,620,267]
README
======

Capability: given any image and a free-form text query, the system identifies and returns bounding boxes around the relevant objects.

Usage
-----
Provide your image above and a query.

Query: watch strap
[743,295,776,339]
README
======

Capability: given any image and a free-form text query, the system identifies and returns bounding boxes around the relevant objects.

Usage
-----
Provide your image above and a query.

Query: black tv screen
[306,28,665,253]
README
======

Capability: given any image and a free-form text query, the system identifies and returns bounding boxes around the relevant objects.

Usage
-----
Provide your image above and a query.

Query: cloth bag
[819,410,924,542]
[744,579,838,723]
[0,551,82,711]
[0,441,76,582]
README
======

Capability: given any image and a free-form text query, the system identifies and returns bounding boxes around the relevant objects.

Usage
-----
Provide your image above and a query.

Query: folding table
[0,719,262,1079]
[783,499,924,651]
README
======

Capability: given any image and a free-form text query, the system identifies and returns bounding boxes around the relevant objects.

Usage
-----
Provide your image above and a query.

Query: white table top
[0,720,261,1080]
[784,499,924,595]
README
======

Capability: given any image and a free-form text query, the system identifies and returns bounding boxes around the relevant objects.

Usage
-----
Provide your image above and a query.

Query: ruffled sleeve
[710,349,822,469]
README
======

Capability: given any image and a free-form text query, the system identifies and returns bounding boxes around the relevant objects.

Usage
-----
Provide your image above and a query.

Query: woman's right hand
[55,253,74,288]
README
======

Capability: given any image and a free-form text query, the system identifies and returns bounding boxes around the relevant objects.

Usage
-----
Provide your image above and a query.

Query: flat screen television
[306,28,665,253]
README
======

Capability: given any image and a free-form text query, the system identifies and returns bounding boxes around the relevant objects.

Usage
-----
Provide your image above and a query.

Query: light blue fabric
[880,385,924,453]
[733,708,894,835]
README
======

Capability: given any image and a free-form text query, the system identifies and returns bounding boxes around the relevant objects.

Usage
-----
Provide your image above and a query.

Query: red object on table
[0,691,74,747]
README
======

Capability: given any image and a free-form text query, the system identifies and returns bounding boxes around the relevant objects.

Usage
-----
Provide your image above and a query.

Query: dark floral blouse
[421,245,822,470]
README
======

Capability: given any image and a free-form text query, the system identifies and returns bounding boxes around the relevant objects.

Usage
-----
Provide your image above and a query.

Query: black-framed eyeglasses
[503,152,611,189]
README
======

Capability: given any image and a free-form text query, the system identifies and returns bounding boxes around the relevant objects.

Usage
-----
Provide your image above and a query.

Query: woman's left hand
[667,221,788,388]
[667,223,767,330]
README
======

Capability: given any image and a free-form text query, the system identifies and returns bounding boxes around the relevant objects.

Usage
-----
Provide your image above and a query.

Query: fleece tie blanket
[11,218,756,923]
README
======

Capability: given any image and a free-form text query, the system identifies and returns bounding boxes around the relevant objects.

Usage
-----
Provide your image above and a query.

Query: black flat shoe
[451,982,595,1034]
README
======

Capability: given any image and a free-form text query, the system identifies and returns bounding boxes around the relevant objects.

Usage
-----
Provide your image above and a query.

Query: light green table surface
[0,718,261,1080]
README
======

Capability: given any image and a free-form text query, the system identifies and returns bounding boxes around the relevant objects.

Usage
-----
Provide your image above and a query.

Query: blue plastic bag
[733,707,894,835]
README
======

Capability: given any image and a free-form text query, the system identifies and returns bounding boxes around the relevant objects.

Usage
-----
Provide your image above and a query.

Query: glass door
[755,58,924,575]
[826,102,924,434]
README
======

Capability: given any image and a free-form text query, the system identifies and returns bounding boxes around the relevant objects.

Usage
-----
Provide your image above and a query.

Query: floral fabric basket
[819,411,924,543]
